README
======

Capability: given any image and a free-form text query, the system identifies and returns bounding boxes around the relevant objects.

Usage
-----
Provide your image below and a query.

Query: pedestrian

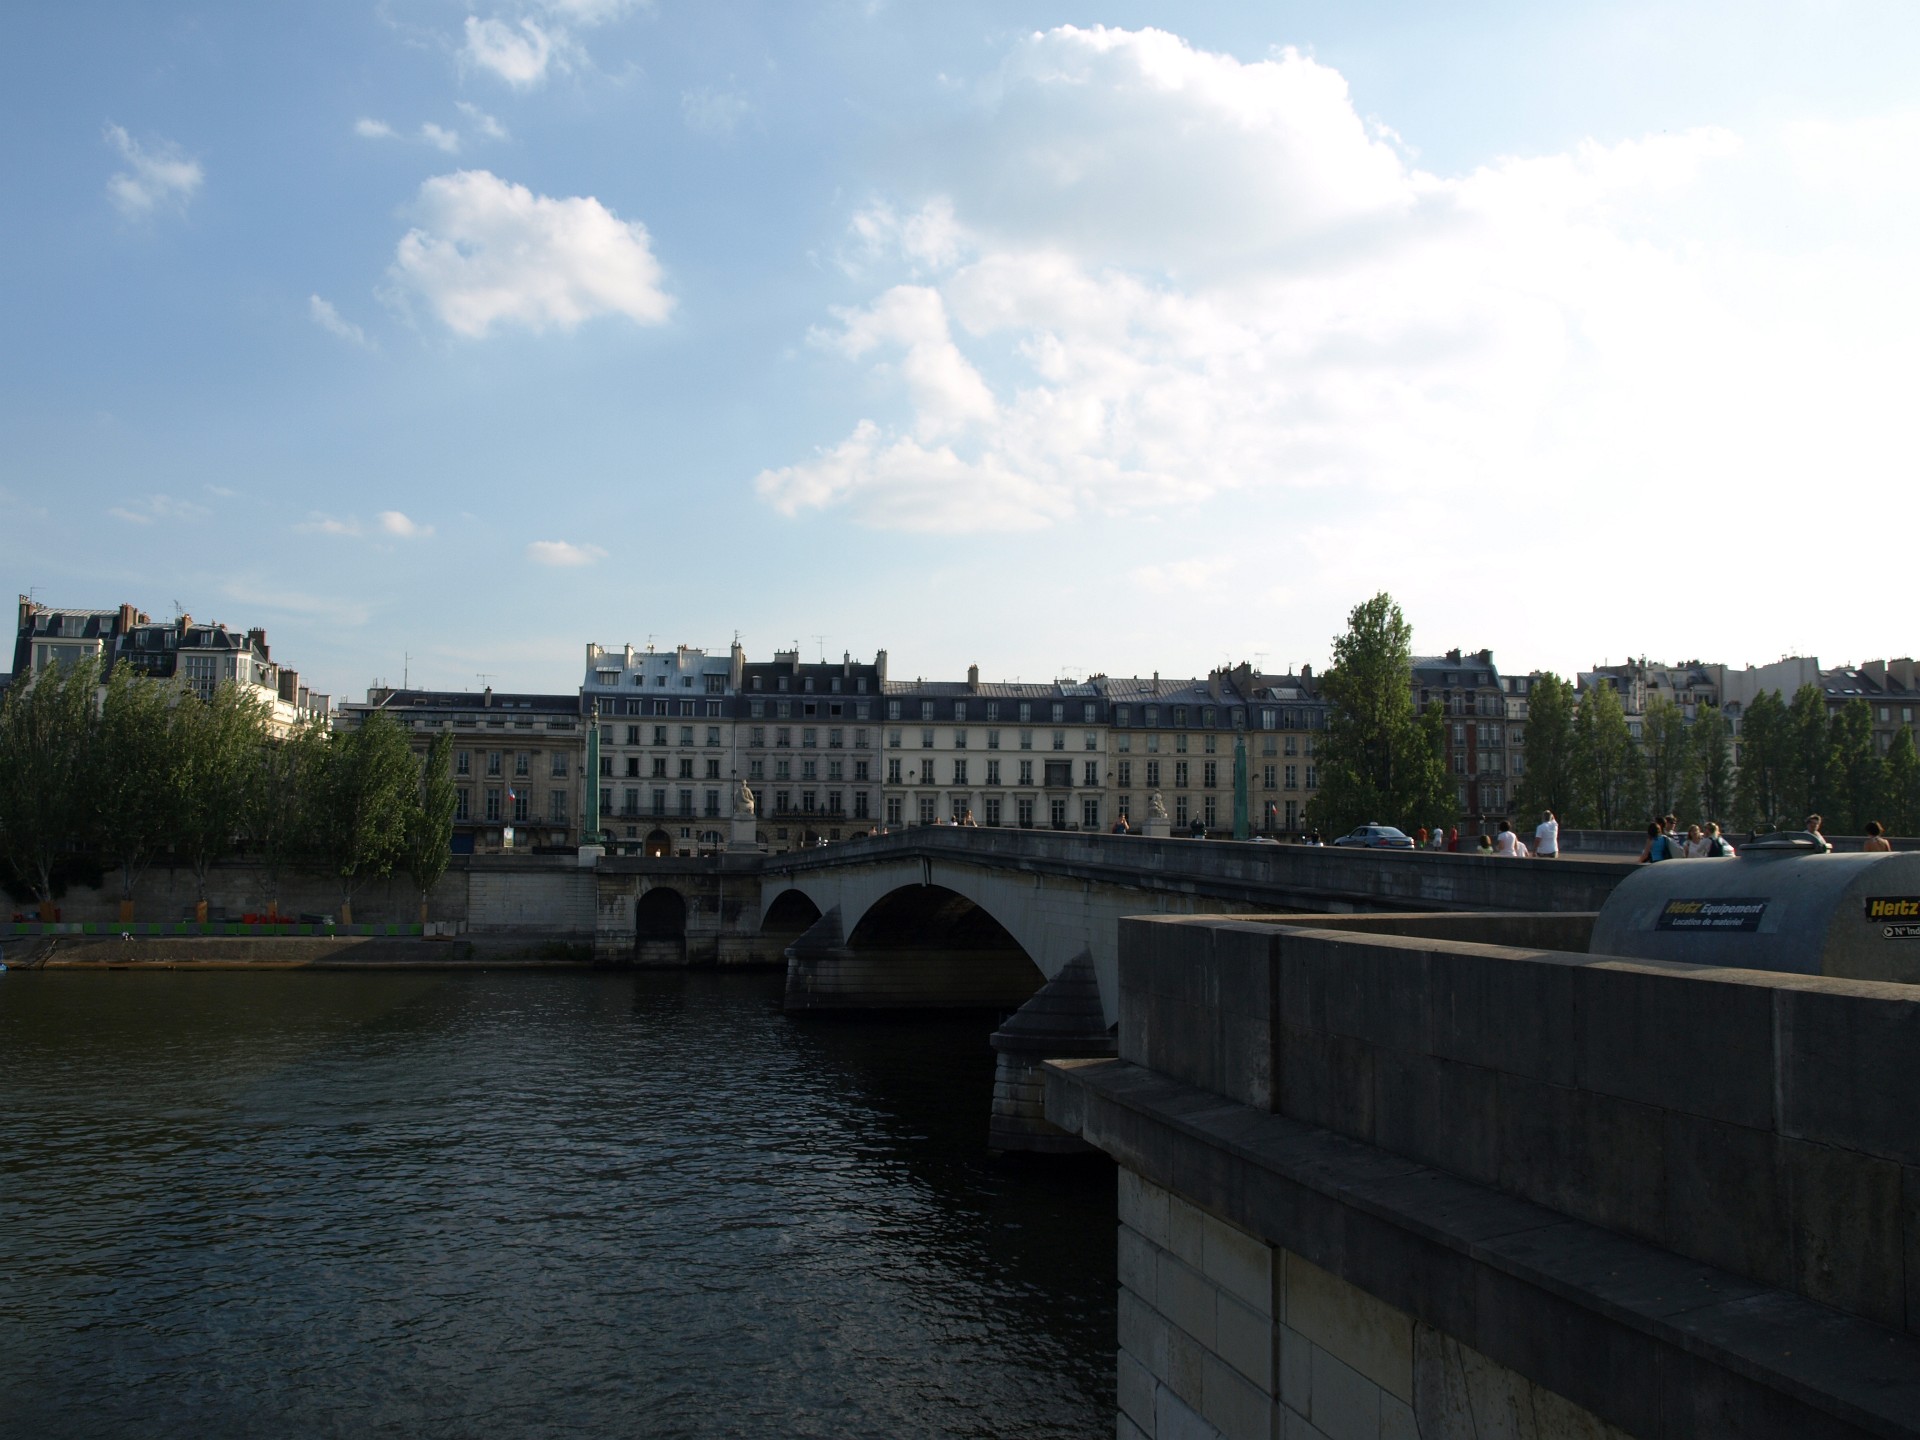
[1533,809,1558,858]
[1492,821,1518,857]
[1428,825,1446,851]
[1639,820,1680,863]
[1683,823,1711,858]
[1864,820,1892,853]
[1476,833,1494,852]
[1446,827,1460,852]
[1190,816,1206,839]
[1416,825,1429,846]
[1705,822,1736,858]
[1805,814,1833,851]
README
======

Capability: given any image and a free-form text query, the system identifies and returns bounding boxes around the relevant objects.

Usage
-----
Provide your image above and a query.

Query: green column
[584,703,602,844]
[1232,733,1250,840]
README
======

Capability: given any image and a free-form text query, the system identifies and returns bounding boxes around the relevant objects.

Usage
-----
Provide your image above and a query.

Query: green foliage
[307,711,419,909]
[1785,684,1832,823]
[1573,681,1645,828]
[170,681,272,902]
[1826,700,1880,836]
[0,656,103,903]
[1304,593,1451,834]
[1692,705,1734,824]
[1734,690,1791,831]
[403,731,458,910]
[95,665,182,901]
[1511,673,1577,824]
[1884,727,1920,838]
[246,719,327,909]
[1641,694,1695,820]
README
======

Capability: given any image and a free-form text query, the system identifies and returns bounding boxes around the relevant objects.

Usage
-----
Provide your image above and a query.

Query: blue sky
[4,2,1915,699]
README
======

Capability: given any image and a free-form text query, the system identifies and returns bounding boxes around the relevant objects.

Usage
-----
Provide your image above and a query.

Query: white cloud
[102,124,203,219]
[456,101,509,141]
[464,16,559,88]
[299,513,364,537]
[681,86,751,136]
[309,295,374,348]
[387,169,672,338]
[758,18,1919,594]
[527,539,606,566]
[355,117,397,140]
[537,0,648,22]
[109,494,209,526]
[420,122,462,153]
[377,511,433,538]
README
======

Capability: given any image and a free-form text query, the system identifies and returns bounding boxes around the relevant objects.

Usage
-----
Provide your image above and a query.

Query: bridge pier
[781,906,1041,1011]
[1047,913,1920,1439]
[987,950,1113,1154]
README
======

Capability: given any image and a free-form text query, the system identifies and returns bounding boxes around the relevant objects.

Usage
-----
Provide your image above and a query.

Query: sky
[3,2,1916,700]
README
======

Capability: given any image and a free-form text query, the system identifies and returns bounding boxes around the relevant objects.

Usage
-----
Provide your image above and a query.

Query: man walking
[1533,810,1559,858]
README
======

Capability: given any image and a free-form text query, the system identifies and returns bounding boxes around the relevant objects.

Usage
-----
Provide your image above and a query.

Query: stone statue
[1149,790,1168,820]
[734,776,756,817]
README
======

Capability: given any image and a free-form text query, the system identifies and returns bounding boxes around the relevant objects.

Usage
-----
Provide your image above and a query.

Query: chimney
[247,626,268,658]
[875,649,888,683]
[484,686,494,707]
[967,664,979,691]
[279,669,298,702]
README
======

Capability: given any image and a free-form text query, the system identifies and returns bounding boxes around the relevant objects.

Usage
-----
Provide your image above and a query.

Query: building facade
[738,649,885,850]
[1414,649,1510,827]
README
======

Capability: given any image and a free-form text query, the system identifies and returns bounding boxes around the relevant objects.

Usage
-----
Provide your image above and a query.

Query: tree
[1512,673,1578,824]
[95,664,181,919]
[1785,684,1831,823]
[1304,593,1452,834]
[307,712,418,924]
[1733,690,1792,832]
[1692,705,1734,825]
[246,719,327,920]
[1573,681,1645,829]
[0,656,101,914]
[1884,727,1920,837]
[1827,700,1881,836]
[171,682,271,914]
[1641,694,1695,821]
[401,731,458,925]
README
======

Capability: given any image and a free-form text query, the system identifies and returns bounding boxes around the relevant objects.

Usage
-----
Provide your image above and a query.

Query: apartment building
[738,649,885,850]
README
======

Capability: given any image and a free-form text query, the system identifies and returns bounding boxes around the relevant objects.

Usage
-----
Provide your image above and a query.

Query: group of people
[1637,814,1739,862]
[1414,810,1562,858]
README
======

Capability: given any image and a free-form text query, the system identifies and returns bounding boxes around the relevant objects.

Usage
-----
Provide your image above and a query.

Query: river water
[0,971,1116,1438]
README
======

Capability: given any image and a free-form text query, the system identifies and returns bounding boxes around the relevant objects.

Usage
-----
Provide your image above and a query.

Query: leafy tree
[95,665,182,918]
[307,711,418,924]
[402,731,458,924]
[1884,727,1920,837]
[1304,593,1451,834]
[171,682,271,912]
[1827,700,1880,836]
[246,720,327,920]
[0,655,101,913]
[1692,705,1734,825]
[1512,673,1578,823]
[1641,694,1695,820]
[1733,690,1792,832]
[1785,684,1831,823]
[1573,681,1645,828]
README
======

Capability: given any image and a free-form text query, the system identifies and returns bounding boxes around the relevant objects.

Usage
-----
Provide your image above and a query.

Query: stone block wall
[1115,1171,1631,1440]
[1118,917,1920,1337]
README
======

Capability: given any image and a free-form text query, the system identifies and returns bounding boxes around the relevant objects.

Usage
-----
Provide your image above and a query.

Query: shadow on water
[0,969,1116,1440]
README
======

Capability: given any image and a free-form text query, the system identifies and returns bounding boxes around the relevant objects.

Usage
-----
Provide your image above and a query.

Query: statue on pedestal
[1149,791,1168,820]
[734,776,756,817]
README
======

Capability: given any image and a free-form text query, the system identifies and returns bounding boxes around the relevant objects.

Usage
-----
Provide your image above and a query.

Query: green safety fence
[0,922,428,939]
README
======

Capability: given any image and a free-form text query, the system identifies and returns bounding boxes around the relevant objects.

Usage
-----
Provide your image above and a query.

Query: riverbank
[2,935,596,969]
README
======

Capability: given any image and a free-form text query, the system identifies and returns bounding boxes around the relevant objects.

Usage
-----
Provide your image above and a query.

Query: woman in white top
[1683,824,1712,857]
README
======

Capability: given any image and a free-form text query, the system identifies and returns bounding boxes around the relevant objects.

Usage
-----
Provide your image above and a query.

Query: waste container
[1589,845,1920,983]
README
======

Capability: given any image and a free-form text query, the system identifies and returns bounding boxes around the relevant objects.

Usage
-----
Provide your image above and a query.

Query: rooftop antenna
[812,635,826,662]
[403,652,410,689]
[475,673,494,689]
[172,598,185,617]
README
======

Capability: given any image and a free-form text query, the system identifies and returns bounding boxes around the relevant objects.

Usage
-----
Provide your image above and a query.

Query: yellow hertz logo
[1866,897,1920,920]
[1664,901,1703,915]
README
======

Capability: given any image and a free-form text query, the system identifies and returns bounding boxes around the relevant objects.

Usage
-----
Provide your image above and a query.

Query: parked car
[1330,824,1416,850]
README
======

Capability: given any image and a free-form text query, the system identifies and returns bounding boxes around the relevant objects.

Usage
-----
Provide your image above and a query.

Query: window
[652,758,668,778]
[954,728,967,749]
[1204,735,1217,755]
[1118,760,1131,787]
[1044,760,1071,787]
[1020,729,1034,750]
[829,728,843,748]
[625,757,640,778]
[1052,703,1065,722]
[921,728,935,749]
[776,759,792,781]
[706,759,721,780]
[853,760,869,781]
[1049,797,1067,828]
[986,758,1001,784]
[1117,734,1131,753]
[706,789,721,816]
[888,700,902,720]
[1019,702,1033,722]
[954,702,966,721]
[1052,730,1066,751]
[706,674,724,693]
[551,753,568,777]
[919,759,935,783]
[603,788,616,816]
[679,758,695,779]
[1285,735,1298,756]
[776,727,792,748]
[485,788,502,821]
[888,728,902,748]
[886,796,903,824]
[1176,734,1188,754]
[455,749,470,775]
[921,701,934,721]
[1262,765,1276,788]
[625,725,640,745]
[1203,761,1217,788]
[853,792,870,819]
[803,728,818,748]
[987,730,1000,749]
[1146,734,1160,753]
[1204,796,1217,827]
[1118,795,1131,819]
[887,758,902,783]
[1175,761,1189,787]
[653,788,666,814]
[654,725,669,745]
[918,796,937,825]
[802,759,818,781]
[680,726,695,746]
[984,797,1002,826]
[1019,759,1034,785]
[679,789,695,815]
[599,757,613,778]
[749,759,765,780]
[750,699,765,718]
[1084,730,1098,751]
[1144,706,1158,726]
[1285,765,1297,789]
[455,787,470,821]
[1146,760,1160,787]
[1017,796,1035,827]
[986,703,999,721]
[623,787,639,816]
[952,759,969,784]
[1175,795,1189,826]
[707,726,722,747]
[487,751,503,777]
[777,701,792,719]
[1306,766,1317,788]
[1083,760,1098,786]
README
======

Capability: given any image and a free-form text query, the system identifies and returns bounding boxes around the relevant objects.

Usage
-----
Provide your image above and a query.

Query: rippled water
[0,971,1116,1438]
